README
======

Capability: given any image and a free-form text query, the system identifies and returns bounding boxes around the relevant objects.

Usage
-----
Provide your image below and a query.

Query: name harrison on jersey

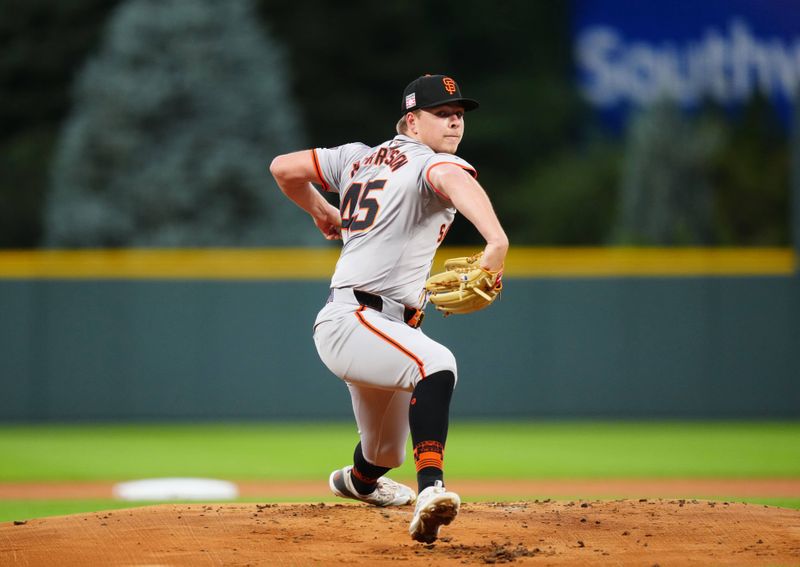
[350,145,408,178]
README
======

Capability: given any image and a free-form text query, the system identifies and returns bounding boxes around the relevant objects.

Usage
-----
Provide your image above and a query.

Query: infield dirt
[2,499,799,566]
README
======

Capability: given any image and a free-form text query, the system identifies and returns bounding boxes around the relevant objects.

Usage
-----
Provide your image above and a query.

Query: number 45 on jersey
[340,179,386,233]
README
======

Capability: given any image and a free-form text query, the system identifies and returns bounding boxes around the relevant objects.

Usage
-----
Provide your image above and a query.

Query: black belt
[353,290,425,329]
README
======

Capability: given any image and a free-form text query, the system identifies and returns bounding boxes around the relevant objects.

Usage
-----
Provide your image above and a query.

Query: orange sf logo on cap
[442,77,457,95]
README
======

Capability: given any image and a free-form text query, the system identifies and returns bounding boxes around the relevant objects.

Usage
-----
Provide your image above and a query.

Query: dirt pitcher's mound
[2,500,799,566]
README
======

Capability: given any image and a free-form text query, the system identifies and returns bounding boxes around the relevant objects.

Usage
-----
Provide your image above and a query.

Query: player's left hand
[424,252,503,315]
[313,204,342,240]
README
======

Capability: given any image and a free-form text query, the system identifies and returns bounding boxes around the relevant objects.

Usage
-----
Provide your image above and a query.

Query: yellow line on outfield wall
[468,247,797,278]
[0,247,794,279]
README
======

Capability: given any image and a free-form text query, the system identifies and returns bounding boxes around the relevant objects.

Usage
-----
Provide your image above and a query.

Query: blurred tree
[44,0,314,246]
[0,0,118,137]
[497,136,621,244]
[711,94,790,245]
[794,95,800,253]
[0,129,55,246]
[0,0,120,246]
[613,101,723,245]
[258,0,584,246]
[0,0,791,248]
[257,1,443,148]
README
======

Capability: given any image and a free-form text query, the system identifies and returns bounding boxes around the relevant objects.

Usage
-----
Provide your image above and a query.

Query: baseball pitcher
[270,74,508,543]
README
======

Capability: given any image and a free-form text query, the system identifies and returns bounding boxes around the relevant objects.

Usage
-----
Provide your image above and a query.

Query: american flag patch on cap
[405,93,416,109]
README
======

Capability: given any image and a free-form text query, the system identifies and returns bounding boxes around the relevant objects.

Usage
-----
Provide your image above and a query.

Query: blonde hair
[396,117,408,135]
[396,111,420,135]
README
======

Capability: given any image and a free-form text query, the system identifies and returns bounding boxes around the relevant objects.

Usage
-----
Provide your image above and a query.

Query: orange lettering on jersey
[443,77,457,95]
[388,153,408,172]
[359,146,409,173]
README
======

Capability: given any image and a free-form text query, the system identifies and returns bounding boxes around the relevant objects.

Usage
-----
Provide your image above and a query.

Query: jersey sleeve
[311,143,369,194]
[422,154,478,201]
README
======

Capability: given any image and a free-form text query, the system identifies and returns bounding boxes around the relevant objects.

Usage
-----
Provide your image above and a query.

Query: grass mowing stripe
[0,421,798,481]
[0,423,358,481]
[447,421,800,478]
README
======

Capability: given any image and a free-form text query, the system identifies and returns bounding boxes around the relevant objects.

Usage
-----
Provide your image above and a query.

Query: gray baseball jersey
[312,134,476,308]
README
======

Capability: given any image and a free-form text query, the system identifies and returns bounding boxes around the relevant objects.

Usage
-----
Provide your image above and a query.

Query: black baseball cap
[400,74,479,116]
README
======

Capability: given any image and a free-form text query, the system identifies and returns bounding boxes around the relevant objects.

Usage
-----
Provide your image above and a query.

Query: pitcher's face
[412,104,465,154]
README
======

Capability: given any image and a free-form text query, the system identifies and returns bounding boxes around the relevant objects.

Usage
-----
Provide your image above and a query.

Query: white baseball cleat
[408,480,460,543]
[328,466,416,507]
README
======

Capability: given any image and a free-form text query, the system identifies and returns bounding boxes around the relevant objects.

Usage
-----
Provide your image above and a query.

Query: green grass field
[1,420,799,522]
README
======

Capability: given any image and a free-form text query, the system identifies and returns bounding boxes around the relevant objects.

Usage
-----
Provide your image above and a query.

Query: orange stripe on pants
[354,306,427,379]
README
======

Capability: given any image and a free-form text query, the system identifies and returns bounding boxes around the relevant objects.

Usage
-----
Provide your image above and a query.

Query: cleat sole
[410,497,459,543]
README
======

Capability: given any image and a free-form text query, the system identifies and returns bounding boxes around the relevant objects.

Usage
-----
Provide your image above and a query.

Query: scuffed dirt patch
[2,499,799,566]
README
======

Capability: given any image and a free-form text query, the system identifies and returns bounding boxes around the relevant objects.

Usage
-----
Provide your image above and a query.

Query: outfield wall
[1,249,798,420]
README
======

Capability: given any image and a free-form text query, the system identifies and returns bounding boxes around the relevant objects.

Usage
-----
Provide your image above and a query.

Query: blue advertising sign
[573,0,800,125]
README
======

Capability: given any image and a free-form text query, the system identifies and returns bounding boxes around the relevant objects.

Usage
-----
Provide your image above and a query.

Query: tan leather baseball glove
[424,252,503,315]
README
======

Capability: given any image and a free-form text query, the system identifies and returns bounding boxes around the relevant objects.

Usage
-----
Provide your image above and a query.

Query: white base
[112,478,239,501]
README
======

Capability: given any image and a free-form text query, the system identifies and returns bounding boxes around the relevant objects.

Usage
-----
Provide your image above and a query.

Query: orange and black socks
[409,370,455,491]
[350,442,391,495]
